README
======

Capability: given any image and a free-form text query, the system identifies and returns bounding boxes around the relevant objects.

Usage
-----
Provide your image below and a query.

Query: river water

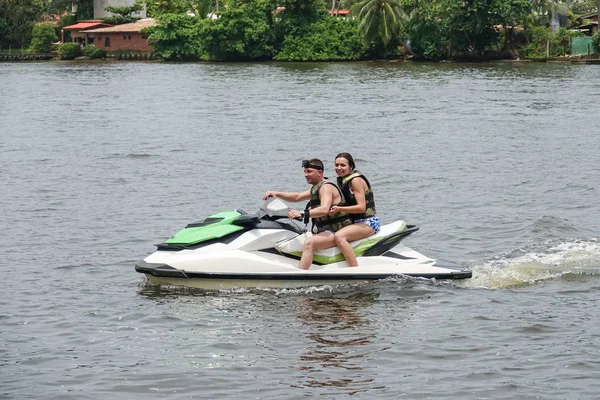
[1,61,599,399]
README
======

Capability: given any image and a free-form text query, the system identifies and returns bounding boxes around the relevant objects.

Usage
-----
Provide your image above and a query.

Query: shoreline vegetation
[2,53,599,63]
[1,0,599,63]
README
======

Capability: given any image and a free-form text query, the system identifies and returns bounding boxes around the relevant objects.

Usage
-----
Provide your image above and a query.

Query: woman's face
[334,157,352,177]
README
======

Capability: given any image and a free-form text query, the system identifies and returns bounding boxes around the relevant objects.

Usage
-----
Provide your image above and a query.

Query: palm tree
[350,0,406,50]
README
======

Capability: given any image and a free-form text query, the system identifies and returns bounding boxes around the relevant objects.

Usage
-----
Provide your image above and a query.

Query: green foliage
[146,0,190,17]
[518,26,582,59]
[56,13,76,31]
[49,0,94,20]
[103,0,144,24]
[57,42,82,59]
[402,0,453,60]
[403,0,531,60]
[82,45,107,59]
[188,0,216,18]
[104,1,144,16]
[275,17,367,60]
[146,0,216,18]
[30,23,57,53]
[351,0,406,51]
[549,27,581,56]
[593,31,600,53]
[197,0,275,61]
[102,15,139,25]
[0,0,47,48]
[275,0,328,42]
[145,13,202,60]
[571,0,599,13]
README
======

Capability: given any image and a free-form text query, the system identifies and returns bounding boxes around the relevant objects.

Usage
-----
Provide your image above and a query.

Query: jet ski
[135,198,472,289]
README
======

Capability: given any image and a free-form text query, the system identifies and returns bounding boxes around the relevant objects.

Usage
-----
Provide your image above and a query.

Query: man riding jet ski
[135,158,472,289]
[262,158,355,270]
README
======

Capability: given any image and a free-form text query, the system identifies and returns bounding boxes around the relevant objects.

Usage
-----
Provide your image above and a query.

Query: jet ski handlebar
[260,198,291,219]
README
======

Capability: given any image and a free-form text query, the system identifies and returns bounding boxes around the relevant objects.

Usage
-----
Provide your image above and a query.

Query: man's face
[304,168,322,185]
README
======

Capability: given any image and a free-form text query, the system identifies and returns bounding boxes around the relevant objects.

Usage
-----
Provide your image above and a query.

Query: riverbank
[2,53,598,63]
[0,53,54,61]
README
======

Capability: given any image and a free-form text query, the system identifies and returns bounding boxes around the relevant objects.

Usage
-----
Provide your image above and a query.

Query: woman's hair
[335,152,355,170]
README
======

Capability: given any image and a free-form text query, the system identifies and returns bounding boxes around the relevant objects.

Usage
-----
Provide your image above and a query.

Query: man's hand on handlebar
[288,209,302,220]
[262,191,276,200]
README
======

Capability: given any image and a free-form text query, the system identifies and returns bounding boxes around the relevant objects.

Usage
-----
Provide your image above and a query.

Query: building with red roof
[81,19,156,54]
[61,20,113,44]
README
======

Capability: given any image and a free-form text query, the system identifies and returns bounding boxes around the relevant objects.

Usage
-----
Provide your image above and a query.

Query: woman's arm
[329,178,367,215]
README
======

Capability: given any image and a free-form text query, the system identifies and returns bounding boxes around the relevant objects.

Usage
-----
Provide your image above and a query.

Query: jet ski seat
[275,220,413,264]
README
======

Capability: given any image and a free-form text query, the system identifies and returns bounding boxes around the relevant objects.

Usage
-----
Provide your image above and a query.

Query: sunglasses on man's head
[302,160,323,170]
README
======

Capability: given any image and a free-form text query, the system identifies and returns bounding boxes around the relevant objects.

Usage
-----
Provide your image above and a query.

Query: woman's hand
[329,206,341,216]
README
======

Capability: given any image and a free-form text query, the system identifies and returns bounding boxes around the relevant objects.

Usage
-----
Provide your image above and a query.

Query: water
[1,61,599,399]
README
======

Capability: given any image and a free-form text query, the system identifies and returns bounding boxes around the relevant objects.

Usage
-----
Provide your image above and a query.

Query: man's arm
[262,190,310,202]
[305,184,335,218]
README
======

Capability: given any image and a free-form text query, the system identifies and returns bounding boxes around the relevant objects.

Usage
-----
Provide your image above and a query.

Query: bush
[57,42,82,59]
[197,3,275,61]
[275,17,367,61]
[30,24,57,53]
[82,45,107,59]
[517,26,549,59]
[144,13,202,61]
[519,26,582,59]
[593,31,600,53]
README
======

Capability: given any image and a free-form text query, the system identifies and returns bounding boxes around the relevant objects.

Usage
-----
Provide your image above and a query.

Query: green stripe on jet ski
[165,210,243,245]
[289,221,408,264]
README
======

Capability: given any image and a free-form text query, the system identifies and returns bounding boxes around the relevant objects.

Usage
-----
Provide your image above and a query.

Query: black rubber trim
[135,263,189,278]
[135,262,472,280]
[140,270,471,280]
[432,260,467,271]
[382,251,417,260]
[186,217,224,228]
[362,225,420,256]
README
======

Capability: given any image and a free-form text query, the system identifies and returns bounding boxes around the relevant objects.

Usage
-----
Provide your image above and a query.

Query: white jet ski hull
[135,199,471,289]
[136,241,471,290]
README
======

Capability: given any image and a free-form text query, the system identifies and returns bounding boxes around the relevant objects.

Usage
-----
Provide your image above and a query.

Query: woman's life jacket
[307,181,353,233]
[337,171,377,221]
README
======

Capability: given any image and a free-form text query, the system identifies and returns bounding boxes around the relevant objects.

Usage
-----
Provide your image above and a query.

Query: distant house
[275,7,350,17]
[328,9,350,17]
[81,18,156,54]
[575,11,598,36]
[61,20,112,44]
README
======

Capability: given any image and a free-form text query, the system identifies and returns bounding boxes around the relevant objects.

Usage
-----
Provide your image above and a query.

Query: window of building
[123,35,127,40]
[128,35,131,40]
[105,37,110,47]
[141,35,148,40]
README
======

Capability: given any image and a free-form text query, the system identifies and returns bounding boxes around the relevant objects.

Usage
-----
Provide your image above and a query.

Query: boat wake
[462,237,600,289]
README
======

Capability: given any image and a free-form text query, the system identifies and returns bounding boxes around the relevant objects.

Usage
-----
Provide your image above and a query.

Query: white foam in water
[465,238,600,289]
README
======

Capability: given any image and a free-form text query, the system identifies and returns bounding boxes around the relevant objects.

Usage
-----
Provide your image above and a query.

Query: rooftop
[62,20,112,30]
[82,18,156,33]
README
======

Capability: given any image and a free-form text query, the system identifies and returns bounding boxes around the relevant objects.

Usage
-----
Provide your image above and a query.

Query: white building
[94,0,146,19]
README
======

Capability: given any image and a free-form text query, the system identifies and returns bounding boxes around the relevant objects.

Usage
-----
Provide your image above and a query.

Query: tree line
[144,0,600,60]
[1,0,599,60]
